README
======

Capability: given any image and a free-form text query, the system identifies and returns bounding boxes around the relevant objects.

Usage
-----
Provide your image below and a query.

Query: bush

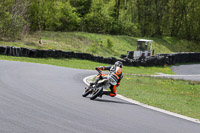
[89,43,97,53]
[0,0,29,41]
[106,38,113,49]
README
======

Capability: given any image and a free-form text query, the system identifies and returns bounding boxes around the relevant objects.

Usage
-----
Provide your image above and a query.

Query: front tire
[82,88,91,97]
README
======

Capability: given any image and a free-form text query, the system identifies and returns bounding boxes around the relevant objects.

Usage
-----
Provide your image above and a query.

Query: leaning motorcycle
[82,71,107,100]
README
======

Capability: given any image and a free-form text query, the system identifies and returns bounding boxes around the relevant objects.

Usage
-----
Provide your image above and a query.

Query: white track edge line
[83,75,200,124]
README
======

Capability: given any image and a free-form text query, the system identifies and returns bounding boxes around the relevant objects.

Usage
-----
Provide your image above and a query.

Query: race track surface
[170,64,200,81]
[0,60,199,133]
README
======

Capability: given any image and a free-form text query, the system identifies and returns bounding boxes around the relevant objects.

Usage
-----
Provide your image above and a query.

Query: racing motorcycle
[82,70,108,100]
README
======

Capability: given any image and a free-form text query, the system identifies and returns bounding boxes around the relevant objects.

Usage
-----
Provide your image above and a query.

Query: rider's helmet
[114,61,123,68]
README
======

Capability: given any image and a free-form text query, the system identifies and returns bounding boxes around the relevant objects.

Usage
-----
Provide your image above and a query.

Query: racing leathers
[93,65,123,97]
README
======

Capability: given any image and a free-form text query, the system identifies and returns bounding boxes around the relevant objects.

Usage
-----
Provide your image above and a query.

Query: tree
[0,0,29,40]
[1,0,199,42]
[70,0,92,17]
[28,0,80,31]
[83,0,114,33]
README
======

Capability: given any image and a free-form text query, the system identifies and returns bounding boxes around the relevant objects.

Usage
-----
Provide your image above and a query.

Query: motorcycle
[82,70,108,100]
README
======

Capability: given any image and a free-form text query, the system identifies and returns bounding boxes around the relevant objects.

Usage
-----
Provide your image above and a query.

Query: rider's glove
[99,73,103,80]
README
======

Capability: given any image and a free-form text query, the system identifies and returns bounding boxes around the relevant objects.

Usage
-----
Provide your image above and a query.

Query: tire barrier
[0,46,120,64]
[0,46,200,66]
[123,52,200,66]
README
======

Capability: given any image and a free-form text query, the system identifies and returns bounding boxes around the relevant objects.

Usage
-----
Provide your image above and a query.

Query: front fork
[89,74,102,87]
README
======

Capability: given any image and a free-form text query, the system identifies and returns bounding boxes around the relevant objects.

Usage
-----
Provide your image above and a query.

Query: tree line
[0,0,200,41]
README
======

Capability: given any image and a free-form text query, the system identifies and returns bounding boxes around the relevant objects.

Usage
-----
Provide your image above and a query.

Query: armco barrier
[0,46,200,66]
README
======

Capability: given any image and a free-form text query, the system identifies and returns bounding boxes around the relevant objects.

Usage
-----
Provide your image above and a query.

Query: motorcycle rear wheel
[90,87,103,100]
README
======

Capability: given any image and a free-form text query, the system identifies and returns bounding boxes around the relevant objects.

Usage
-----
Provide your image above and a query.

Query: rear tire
[90,86,103,100]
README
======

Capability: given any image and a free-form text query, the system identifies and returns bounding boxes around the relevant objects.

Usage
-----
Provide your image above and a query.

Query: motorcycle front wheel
[82,87,91,97]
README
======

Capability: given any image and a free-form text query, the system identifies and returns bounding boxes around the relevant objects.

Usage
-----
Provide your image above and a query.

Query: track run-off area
[0,60,199,133]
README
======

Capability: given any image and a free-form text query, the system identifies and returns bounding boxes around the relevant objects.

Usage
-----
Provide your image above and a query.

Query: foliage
[1,0,200,42]
[28,0,80,31]
[70,0,92,17]
[0,0,29,40]
[83,1,114,34]
[106,38,113,49]
[89,43,97,53]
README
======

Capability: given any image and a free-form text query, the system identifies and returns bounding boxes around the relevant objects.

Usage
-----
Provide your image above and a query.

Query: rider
[90,61,123,97]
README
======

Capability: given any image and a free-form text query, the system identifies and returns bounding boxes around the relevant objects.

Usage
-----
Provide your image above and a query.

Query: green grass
[118,75,200,119]
[0,55,173,75]
[124,65,174,75]
[0,31,199,59]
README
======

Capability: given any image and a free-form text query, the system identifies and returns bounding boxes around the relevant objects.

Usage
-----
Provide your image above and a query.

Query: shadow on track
[94,98,136,106]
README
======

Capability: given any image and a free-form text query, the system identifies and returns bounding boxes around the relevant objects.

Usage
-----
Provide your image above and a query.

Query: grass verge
[0,55,173,75]
[118,75,200,120]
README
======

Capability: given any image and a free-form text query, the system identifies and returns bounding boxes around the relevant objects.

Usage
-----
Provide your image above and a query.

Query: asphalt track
[170,64,200,81]
[0,60,199,133]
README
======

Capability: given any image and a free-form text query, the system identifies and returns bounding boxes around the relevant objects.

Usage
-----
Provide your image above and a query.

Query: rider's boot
[89,77,100,87]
